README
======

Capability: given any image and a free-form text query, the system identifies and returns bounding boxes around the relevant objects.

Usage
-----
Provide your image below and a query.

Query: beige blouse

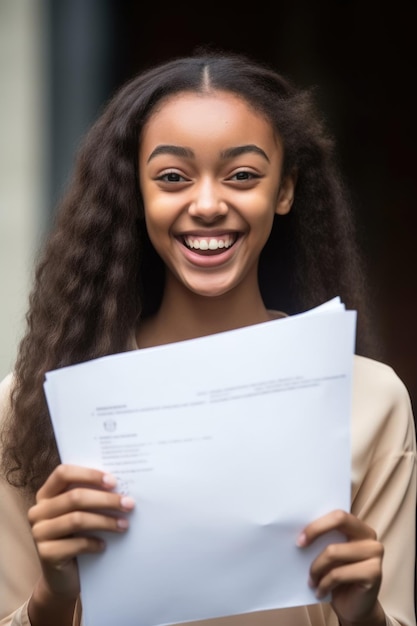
[0,355,416,626]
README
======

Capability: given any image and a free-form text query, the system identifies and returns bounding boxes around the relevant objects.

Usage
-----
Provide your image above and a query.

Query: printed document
[44,297,356,626]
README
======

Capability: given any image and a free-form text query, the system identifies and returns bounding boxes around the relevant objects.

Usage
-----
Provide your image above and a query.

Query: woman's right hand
[27,464,135,601]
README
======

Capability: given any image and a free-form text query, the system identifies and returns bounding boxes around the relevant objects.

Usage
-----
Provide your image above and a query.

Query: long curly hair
[1,49,376,493]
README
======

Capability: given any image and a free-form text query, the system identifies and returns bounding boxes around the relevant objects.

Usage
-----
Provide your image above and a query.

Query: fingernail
[308,576,315,588]
[120,496,135,510]
[102,474,117,487]
[316,588,325,599]
[296,532,307,547]
[117,518,129,529]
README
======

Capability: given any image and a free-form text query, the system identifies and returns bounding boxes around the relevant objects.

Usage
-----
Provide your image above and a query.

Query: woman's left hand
[297,509,385,625]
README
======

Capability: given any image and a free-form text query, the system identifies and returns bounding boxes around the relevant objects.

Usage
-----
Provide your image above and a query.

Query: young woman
[0,50,415,626]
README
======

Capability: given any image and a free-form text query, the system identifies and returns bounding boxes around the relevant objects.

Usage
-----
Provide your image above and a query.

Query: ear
[275,170,297,216]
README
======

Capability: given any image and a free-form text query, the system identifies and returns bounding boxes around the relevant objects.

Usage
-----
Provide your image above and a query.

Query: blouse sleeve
[0,373,41,625]
[351,356,417,626]
[0,374,83,626]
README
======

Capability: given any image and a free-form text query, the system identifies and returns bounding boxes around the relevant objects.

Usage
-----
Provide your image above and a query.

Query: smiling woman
[0,50,415,626]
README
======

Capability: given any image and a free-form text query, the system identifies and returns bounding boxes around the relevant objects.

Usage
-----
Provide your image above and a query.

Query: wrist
[28,576,77,626]
[338,602,386,626]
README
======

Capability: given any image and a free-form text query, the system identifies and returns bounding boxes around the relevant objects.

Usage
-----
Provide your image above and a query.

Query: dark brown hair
[1,49,376,493]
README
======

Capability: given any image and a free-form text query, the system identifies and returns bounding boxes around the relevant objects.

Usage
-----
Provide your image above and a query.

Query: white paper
[44,298,356,626]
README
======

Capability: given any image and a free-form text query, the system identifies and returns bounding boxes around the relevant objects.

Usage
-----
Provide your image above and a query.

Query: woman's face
[138,90,295,300]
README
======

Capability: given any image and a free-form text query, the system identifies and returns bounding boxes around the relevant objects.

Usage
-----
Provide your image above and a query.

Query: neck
[136,280,275,349]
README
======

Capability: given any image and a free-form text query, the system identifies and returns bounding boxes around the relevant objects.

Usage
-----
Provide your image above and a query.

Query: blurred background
[3,0,416,405]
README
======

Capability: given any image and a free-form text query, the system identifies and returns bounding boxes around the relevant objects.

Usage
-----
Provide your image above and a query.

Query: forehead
[140,90,279,150]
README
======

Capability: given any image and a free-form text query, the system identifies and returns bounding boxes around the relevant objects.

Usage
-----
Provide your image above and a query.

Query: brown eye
[159,172,184,182]
[230,171,260,182]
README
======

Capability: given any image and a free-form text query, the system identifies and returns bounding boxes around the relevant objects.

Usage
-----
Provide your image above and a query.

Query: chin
[184,280,236,299]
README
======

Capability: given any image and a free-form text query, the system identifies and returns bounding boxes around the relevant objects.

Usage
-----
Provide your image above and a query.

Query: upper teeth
[184,236,235,250]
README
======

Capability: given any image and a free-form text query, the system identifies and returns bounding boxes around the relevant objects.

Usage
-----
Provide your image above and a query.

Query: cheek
[142,185,179,228]
[143,195,172,233]
[144,213,168,244]
[240,184,279,217]
[143,208,175,264]
[244,199,277,232]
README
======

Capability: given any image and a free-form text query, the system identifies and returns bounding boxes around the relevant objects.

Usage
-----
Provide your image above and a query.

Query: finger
[32,509,131,542]
[28,486,135,524]
[36,464,117,500]
[309,539,384,585]
[297,510,376,546]
[36,536,106,567]
[311,558,383,600]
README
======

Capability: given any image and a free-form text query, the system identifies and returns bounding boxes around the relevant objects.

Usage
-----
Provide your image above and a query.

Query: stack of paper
[44,297,356,626]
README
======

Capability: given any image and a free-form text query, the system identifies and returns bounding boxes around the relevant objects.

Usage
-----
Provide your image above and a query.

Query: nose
[188,178,228,222]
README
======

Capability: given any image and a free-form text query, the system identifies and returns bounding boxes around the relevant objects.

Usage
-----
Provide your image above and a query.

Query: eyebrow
[220,145,270,162]
[146,143,270,163]
[147,145,193,163]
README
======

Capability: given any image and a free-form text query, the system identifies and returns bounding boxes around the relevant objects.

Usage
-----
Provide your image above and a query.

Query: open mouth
[182,233,239,253]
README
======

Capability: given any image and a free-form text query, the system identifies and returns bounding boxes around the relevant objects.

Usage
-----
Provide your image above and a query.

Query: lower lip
[178,239,241,268]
